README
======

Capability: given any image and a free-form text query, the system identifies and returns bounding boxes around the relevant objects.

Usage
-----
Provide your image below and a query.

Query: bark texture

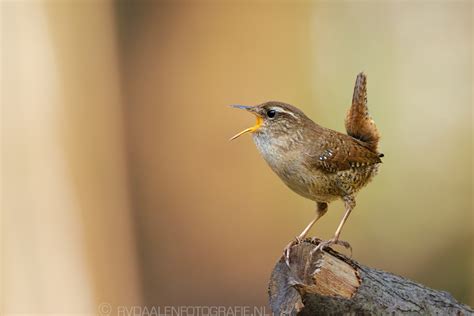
[268,240,473,315]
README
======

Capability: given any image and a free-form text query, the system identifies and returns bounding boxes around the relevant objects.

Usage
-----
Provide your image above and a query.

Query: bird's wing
[307,134,382,173]
[344,72,380,151]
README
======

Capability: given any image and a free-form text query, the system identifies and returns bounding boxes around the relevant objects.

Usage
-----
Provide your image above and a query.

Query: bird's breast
[252,133,302,174]
[252,133,338,202]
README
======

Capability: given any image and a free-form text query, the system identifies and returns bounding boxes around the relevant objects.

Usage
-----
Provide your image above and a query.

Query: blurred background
[2,0,473,314]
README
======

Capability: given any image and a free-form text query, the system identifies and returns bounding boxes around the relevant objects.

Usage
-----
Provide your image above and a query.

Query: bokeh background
[2,0,473,314]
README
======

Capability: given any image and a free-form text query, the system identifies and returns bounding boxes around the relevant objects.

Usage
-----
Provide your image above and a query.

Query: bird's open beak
[229,105,263,140]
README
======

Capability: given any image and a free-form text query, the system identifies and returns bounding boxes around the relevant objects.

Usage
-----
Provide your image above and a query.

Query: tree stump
[268,240,473,315]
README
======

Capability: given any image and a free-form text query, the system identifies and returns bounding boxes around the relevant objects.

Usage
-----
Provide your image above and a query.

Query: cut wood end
[269,241,474,315]
[285,241,360,299]
[307,251,360,298]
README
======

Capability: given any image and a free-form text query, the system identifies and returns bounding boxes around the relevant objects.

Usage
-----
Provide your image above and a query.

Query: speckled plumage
[231,72,382,259]
[251,100,382,203]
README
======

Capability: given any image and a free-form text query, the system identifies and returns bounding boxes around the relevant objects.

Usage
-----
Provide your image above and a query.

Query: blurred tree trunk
[2,1,142,314]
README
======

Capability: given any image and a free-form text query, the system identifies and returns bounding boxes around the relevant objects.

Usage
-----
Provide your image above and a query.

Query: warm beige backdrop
[2,1,473,314]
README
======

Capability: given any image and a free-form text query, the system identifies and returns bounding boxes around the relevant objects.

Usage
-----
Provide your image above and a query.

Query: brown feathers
[232,74,383,202]
[308,129,382,174]
[345,72,380,151]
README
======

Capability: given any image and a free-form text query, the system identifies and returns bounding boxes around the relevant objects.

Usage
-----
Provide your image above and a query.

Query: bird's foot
[310,237,352,255]
[283,235,304,267]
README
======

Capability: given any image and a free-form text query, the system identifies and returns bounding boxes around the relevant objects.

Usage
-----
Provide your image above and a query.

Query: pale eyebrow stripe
[272,107,297,119]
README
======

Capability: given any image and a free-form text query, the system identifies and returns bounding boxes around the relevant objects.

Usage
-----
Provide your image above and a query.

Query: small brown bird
[230,73,383,263]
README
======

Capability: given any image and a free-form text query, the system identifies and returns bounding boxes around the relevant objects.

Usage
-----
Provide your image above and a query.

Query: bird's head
[230,101,308,140]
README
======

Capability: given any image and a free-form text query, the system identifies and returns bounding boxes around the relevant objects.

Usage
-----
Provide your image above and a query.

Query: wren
[230,73,383,264]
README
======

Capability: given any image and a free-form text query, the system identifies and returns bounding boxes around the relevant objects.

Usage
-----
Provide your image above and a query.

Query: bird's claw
[310,238,352,256]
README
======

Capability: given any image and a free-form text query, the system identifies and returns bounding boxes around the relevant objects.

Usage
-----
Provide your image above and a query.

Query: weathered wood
[268,240,473,315]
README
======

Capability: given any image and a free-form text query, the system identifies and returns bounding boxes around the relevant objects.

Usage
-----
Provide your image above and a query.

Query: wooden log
[268,240,473,315]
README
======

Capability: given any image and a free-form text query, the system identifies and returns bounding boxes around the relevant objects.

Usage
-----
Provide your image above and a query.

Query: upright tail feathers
[345,72,380,152]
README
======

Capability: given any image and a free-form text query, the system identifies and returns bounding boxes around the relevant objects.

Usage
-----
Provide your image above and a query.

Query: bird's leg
[313,196,355,253]
[284,202,327,266]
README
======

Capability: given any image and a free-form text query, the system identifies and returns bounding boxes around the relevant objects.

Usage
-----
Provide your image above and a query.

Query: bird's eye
[267,110,276,118]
